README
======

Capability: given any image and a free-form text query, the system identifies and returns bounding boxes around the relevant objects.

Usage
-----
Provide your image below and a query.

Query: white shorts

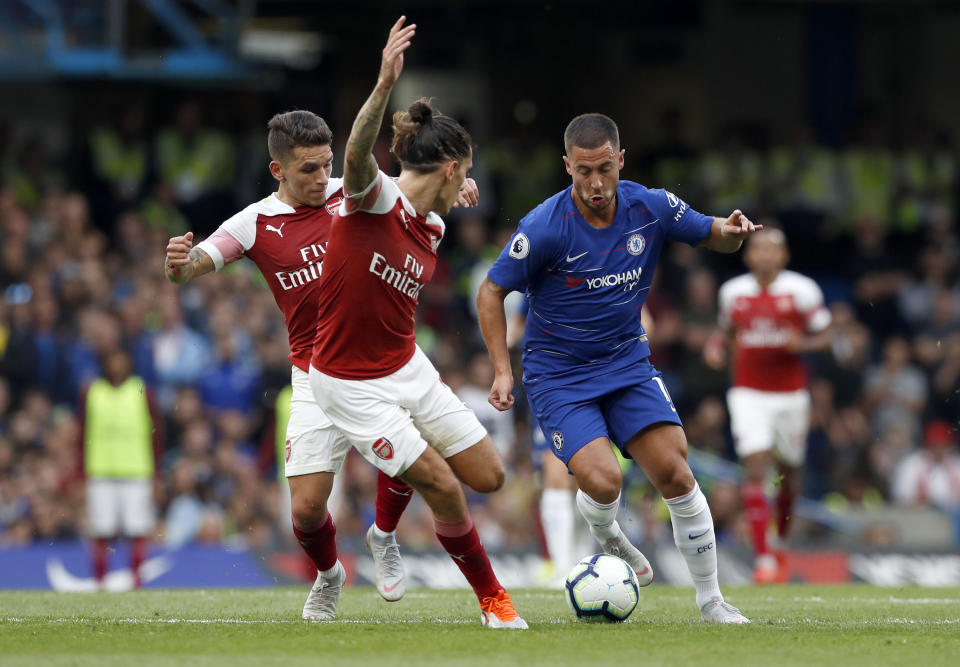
[309,346,487,478]
[285,366,352,477]
[727,386,811,467]
[86,478,155,537]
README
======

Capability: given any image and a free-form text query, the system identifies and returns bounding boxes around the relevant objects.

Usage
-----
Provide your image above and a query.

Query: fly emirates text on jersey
[275,243,326,291]
[369,251,425,299]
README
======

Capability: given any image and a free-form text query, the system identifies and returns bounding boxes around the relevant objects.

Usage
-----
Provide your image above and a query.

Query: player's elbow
[476,277,507,310]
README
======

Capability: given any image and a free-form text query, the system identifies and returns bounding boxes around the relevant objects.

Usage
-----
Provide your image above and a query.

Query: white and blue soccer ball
[564,554,640,622]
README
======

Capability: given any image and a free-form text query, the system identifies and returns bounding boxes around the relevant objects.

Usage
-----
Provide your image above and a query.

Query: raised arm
[476,276,515,411]
[165,231,215,284]
[701,210,763,253]
[343,16,417,194]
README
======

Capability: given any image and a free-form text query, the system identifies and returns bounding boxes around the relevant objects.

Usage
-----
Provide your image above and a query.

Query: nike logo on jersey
[565,251,588,262]
[688,529,710,540]
[265,222,286,238]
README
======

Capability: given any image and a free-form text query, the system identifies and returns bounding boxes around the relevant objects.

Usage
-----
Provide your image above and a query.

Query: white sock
[371,524,394,539]
[575,489,622,544]
[541,488,577,574]
[664,482,722,609]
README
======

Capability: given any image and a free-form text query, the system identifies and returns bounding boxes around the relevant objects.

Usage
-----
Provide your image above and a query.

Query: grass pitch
[2,585,959,666]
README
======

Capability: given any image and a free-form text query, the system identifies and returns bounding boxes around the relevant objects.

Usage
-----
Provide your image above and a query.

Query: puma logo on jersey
[265,222,286,238]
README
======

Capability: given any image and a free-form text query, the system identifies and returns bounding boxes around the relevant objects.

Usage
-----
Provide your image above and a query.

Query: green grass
[2,585,959,666]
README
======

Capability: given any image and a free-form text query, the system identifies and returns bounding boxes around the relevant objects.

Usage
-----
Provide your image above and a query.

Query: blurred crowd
[1,99,959,557]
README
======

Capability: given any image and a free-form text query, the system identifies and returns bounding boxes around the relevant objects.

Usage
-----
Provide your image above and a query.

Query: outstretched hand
[720,209,762,238]
[378,16,416,89]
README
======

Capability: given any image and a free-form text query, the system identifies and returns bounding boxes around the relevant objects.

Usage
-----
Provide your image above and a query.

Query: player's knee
[654,461,696,499]
[290,495,328,530]
[466,462,505,493]
[579,467,622,504]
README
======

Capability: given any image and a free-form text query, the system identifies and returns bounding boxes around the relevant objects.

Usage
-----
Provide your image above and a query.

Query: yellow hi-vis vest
[84,377,154,479]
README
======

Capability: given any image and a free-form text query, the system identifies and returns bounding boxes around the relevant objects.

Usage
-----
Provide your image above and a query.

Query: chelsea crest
[627,234,646,256]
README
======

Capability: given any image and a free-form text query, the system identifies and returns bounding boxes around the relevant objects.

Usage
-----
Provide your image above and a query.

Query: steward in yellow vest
[82,353,159,480]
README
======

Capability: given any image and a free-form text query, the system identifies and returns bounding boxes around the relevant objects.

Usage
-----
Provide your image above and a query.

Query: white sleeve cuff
[195,240,225,271]
[345,171,380,200]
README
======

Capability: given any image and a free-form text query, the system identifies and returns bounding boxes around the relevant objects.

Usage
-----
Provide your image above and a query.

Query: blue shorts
[529,402,553,469]
[527,359,682,466]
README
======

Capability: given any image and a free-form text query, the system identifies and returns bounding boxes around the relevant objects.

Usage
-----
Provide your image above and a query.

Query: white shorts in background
[309,345,488,478]
[727,386,811,467]
[86,478,155,538]
[285,366,351,477]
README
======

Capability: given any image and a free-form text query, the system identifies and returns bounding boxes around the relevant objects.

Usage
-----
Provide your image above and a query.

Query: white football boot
[301,560,346,621]
[602,531,655,586]
[365,524,406,601]
[700,598,751,624]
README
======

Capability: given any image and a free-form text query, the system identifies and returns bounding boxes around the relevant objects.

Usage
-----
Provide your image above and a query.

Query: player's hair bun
[390,97,471,172]
[408,100,434,126]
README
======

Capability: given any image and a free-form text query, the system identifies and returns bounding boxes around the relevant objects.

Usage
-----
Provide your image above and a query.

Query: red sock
[741,482,770,556]
[131,537,148,588]
[775,487,797,539]
[93,538,109,582]
[292,513,338,573]
[375,471,414,533]
[434,516,501,602]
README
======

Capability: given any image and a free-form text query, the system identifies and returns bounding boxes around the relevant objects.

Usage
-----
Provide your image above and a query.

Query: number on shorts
[652,376,677,412]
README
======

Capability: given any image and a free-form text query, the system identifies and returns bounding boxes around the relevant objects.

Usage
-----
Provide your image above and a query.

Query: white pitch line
[775,596,960,605]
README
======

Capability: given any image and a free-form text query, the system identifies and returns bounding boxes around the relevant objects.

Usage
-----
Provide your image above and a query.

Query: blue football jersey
[488,181,713,391]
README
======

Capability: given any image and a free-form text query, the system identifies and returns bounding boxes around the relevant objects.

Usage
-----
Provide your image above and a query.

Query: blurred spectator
[864,336,927,440]
[163,459,207,549]
[893,121,957,234]
[154,101,234,232]
[891,421,960,512]
[454,351,516,460]
[196,329,261,415]
[86,105,150,225]
[839,112,894,233]
[152,290,209,410]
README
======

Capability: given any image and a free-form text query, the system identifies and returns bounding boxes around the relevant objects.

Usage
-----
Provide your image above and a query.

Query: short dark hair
[267,110,332,162]
[564,113,620,154]
[391,98,472,174]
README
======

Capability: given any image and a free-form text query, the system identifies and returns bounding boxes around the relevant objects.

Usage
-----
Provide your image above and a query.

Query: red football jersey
[717,270,831,392]
[196,180,345,372]
[311,172,445,380]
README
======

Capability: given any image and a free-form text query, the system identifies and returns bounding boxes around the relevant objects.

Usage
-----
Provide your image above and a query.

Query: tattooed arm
[343,16,417,194]
[164,231,215,284]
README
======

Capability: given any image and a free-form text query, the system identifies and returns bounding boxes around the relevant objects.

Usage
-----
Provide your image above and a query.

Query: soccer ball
[564,554,640,622]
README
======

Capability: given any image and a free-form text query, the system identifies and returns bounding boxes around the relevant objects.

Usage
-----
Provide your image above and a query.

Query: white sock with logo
[576,489,622,544]
[541,488,577,574]
[664,482,722,609]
